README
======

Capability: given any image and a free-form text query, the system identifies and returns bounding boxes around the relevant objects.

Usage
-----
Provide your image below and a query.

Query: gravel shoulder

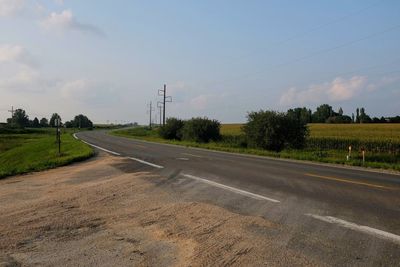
[0,153,320,267]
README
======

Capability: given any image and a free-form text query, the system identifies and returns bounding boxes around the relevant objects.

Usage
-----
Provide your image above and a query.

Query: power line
[201,23,400,88]
[224,0,384,65]
[279,57,400,91]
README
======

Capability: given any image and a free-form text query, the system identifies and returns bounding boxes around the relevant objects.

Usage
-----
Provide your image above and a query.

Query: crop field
[0,128,93,178]
[221,123,400,140]
[308,124,400,141]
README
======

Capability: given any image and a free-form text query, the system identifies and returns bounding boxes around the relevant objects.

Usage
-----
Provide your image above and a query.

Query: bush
[159,118,184,140]
[181,117,221,143]
[243,110,308,151]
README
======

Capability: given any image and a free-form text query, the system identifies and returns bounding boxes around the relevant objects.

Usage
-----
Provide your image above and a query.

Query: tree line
[4,108,93,129]
[287,104,400,124]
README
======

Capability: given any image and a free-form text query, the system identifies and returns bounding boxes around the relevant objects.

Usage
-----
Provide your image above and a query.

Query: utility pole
[157,101,163,126]
[147,101,154,129]
[158,84,172,126]
[55,118,61,156]
[8,106,14,126]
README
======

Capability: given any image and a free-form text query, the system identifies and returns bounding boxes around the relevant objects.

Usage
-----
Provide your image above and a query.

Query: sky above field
[1,0,399,124]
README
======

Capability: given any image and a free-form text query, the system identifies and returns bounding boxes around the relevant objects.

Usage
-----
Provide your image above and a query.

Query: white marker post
[361,147,365,165]
[55,119,61,156]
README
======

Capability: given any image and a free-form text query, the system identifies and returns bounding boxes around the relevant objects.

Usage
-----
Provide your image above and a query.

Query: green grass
[111,125,400,171]
[0,128,94,179]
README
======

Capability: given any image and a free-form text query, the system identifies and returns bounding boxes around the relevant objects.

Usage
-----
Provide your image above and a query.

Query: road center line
[306,214,400,245]
[305,173,393,190]
[127,157,164,169]
[181,153,203,158]
[182,173,280,203]
[73,134,121,156]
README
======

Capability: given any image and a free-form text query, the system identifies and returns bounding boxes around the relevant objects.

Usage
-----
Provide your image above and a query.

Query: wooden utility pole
[158,84,172,127]
[8,106,14,126]
[148,102,154,129]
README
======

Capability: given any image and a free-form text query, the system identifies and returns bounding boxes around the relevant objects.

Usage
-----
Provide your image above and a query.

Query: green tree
[326,115,352,123]
[39,117,49,127]
[32,117,40,128]
[181,117,221,143]
[287,107,312,124]
[338,107,343,116]
[49,113,62,127]
[9,109,29,128]
[359,107,371,123]
[243,110,308,151]
[71,114,93,128]
[356,108,360,123]
[159,117,184,140]
[312,104,333,123]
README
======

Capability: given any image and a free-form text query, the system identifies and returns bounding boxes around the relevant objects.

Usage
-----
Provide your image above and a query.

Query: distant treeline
[2,108,93,129]
[287,104,400,124]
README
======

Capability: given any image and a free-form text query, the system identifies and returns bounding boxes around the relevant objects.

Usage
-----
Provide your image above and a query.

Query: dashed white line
[182,173,280,203]
[181,153,203,158]
[127,157,164,169]
[306,214,400,245]
[73,134,121,156]
[176,157,189,161]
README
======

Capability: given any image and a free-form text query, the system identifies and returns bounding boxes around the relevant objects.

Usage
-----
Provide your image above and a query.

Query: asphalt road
[76,130,400,266]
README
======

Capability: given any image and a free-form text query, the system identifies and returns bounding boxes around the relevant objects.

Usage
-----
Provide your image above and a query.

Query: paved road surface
[76,130,400,266]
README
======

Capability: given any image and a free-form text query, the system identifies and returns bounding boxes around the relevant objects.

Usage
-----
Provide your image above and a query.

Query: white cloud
[190,94,209,110]
[0,44,33,66]
[0,0,25,17]
[0,66,52,93]
[367,75,400,92]
[41,9,105,37]
[279,76,368,106]
[54,0,64,5]
[59,79,119,107]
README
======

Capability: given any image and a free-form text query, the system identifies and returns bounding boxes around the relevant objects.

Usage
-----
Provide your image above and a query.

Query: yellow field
[220,124,244,135]
[221,123,400,141]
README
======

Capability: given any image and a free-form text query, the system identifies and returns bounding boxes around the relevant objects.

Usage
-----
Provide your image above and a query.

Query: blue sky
[1,0,399,123]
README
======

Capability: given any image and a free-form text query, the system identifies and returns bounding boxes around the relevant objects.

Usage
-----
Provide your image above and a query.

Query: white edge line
[306,214,400,245]
[127,157,164,169]
[182,173,280,203]
[73,133,121,156]
[73,133,163,169]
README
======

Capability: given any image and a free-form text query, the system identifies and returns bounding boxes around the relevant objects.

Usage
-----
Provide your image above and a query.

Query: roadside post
[347,145,352,161]
[55,119,61,156]
[361,147,365,165]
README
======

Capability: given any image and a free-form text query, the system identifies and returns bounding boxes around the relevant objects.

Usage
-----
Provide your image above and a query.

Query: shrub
[159,118,184,140]
[181,117,221,143]
[243,110,308,151]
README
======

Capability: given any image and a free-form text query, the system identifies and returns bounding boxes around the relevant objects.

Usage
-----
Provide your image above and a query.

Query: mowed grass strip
[0,129,94,178]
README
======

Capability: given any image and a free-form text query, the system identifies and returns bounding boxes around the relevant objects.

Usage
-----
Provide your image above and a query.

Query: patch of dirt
[0,153,320,266]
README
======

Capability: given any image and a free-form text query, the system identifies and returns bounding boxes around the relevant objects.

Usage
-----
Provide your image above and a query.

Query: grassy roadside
[111,127,400,172]
[0,128,94,178]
